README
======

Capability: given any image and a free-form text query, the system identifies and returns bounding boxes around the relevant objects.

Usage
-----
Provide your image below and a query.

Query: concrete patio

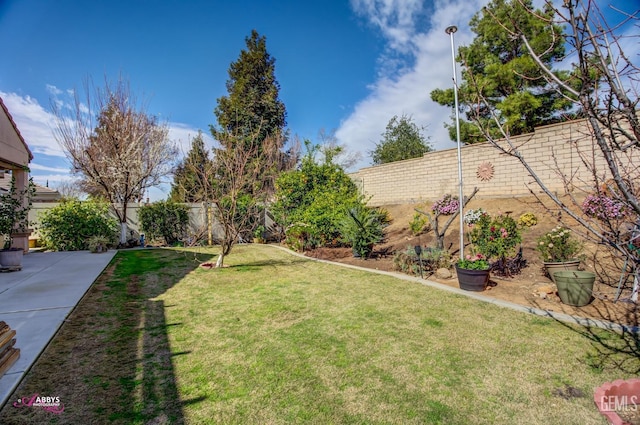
[0,250,116,408]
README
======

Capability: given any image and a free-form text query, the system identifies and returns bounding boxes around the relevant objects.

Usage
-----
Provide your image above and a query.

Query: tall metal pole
[445,25,465,260]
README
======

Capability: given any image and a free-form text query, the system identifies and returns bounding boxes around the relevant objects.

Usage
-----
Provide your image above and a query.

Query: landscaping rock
[435,268,452,279]
[537,284,556,294]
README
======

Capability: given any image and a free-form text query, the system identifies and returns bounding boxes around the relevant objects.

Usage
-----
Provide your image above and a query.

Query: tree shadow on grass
[225,257,312,270]
[0,248,213,425]
[529,296,640,375]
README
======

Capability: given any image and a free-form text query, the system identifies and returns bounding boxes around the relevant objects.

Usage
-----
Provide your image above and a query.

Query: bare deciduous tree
[53,179,86,200]
[317,128,362,170]
[464,0,639,299]
[184,130,283,268]
[51,76,177,244]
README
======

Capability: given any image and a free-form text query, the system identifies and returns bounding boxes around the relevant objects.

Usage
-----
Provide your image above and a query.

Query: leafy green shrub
[138,201,190,246]
[39,199,118,251]
[393,246,451,275]
[273,144,361,249]
[87,235,111,253]
[393,248,420,275]
[0,175,35,249]
[422,246,452,270]
[284,223,311,252]
[409,212,428,235]
[469,212,525,277]
[339,203,388,258]
[469,212,521,261]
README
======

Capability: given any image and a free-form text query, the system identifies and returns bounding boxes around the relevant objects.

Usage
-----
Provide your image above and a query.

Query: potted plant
[536,226,583,283]
[455,211,522,290]
[0,175,34,270]
[455,253,490,291]
[468,211,522,266]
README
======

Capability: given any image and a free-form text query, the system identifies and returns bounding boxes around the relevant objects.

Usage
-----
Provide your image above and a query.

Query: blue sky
[0,0,637,200]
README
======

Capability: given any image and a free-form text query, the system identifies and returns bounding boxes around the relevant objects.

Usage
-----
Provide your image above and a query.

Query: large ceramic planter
[594,378,640,425]
[455,265,490,292]
[554,270,595,307]
[543,260,581,283]
[0,249,23,270]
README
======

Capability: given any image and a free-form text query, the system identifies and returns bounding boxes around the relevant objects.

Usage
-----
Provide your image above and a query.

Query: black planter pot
[455,265,490,291]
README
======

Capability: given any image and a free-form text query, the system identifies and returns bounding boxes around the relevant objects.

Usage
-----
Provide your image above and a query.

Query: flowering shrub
[469,212,521,261]
[457,253,489,270]
[431,194,459,215]
[463,208,485,225]
[536,226,583,262]
[582,194,626,220]
[518,212,538,228]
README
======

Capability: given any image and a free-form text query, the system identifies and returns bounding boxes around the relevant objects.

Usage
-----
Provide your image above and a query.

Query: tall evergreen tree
[370,115,431,165]
[170,131,212,202]
[430,0,573,143]
[212,29,287,149]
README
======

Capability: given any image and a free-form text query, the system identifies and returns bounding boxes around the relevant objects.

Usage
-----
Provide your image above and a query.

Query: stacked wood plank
[0,265,22,272]
[0,321,19,377]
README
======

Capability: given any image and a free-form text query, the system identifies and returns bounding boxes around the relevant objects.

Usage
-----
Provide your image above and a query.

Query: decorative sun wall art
[476,161,494,181]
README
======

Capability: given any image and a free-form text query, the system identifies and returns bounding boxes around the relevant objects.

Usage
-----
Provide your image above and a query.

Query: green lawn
[2,245,637,424]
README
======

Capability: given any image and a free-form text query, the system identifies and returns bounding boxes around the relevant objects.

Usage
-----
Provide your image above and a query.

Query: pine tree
[430,0,573,143]
[170,131,212,202]
[212,29,287,149]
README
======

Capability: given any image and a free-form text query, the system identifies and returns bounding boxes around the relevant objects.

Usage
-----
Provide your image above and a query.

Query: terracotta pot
[594,378,640,424]
[455,265,489,292]
[543,260,580,283]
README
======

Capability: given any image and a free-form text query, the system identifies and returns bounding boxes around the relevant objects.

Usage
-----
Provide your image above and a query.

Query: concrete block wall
[350,118,610,206]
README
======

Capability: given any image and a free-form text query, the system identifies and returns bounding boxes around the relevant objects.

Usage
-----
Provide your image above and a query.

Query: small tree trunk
[215,236,235,268]
[215,252,224,268]
[120,222,128,245]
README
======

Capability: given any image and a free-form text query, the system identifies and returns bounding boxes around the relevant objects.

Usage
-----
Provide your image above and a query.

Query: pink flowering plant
[431,194,459,216]
[582,194,627,221]
[468,212,521,262]
[536,226,583,262]
[457,253,490,270]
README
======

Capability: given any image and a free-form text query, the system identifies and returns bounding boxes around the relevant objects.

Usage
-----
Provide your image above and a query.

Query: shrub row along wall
[350,118,611,206]
[28,203,276,245]
[28,203,224,244]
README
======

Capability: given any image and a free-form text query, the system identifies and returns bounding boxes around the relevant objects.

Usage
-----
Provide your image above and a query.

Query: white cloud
[45,84,63,96]
[0,91,65,157]
[30,173,75,188]
[167,122,216,155]
[338,0,487,169]
[350,0,424,52]
[29,163,71,173]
